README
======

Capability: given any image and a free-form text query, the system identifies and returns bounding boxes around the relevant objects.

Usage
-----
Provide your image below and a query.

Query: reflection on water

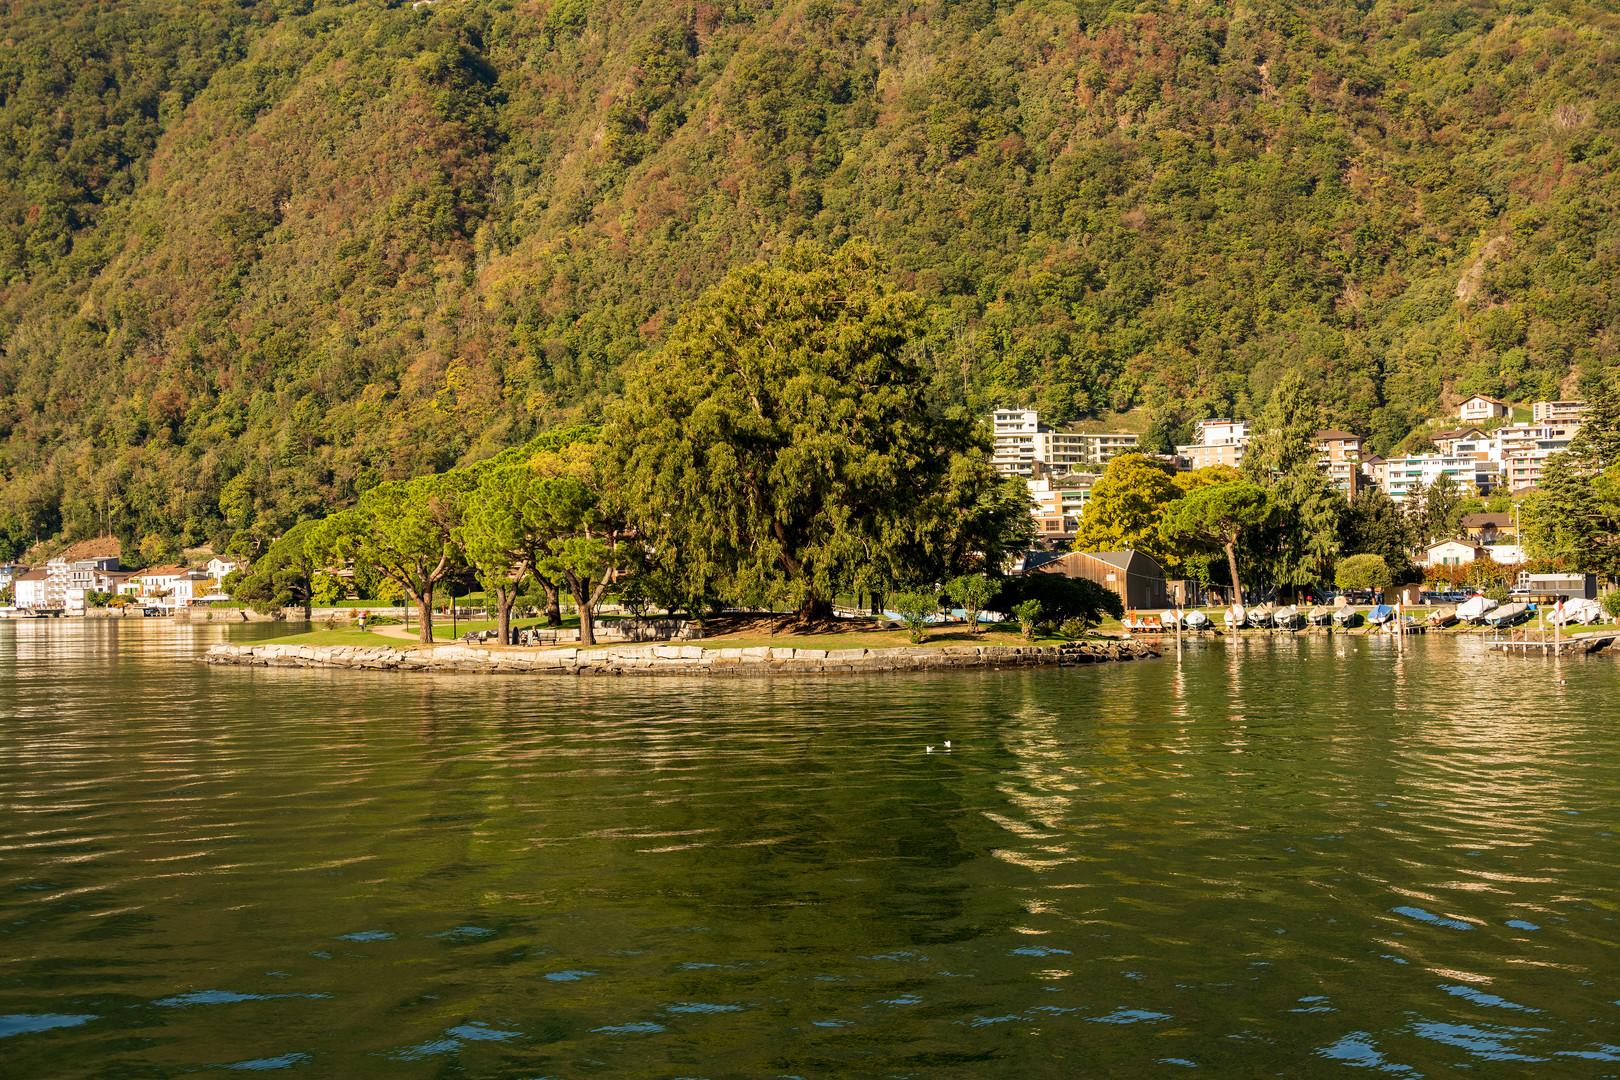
[1,621,1618,1078]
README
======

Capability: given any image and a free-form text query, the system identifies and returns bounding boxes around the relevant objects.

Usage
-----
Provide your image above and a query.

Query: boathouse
[1030,549,1169,610]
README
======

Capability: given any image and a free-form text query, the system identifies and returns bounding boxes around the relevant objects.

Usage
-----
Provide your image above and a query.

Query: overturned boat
[1307,606,1333,626]
[1367,603,1396,626]
[1184,609,1210,630]
[1484,602,1535,629]
[1245,603,1275,629]
[1273,605,1303,629]
[1332,606,1362,628]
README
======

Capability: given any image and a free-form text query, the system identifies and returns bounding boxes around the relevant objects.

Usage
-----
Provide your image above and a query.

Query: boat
[1483,602,1535,628]
[1549,598,1602,626]
[1245,603,1275,628]
[1307,605,1333,626]
[1457,595,1498,624]
[1366,603,1396,626]
[1184,609,1210,630]
[1273,605,1303,629]
[1426,606,1458,628]
[1388,615,1420,634]
[1224,605,1245,629]
[1161,609,1183,629]
[1332,607,1362,628]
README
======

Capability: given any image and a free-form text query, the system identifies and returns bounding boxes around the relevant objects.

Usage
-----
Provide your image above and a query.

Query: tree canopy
[1160,481,1272,603]
[609,240,1020,620]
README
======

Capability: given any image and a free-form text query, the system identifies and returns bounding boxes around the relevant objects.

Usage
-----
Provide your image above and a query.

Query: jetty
[1488,630,1619,656]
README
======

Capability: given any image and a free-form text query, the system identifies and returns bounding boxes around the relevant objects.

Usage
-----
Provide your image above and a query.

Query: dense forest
[2,0,1618,564]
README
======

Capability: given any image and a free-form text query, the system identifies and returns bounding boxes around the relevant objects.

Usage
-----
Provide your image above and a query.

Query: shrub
[1013,599,1043,640]
[947,573,995,634]
[991,574,1123,628]
[1335,553,1392,590]
[892,589,938,644]
[1601,591,1620,620]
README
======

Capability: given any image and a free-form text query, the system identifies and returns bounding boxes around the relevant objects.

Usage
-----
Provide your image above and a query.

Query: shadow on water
[1,623,1617,1077]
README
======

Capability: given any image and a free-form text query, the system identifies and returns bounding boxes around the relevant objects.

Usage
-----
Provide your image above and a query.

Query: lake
[2,620,1617,1078]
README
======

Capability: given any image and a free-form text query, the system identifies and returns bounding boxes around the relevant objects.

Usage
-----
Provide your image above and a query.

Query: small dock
[1489,631,1618,656]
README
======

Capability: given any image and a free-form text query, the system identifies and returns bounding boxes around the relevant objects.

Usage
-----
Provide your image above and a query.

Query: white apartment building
[124,566,212,610]
[1383,454,1477,504]
[990,408,1139,476]
[1532,400,1586,423]
[1176,419,1249,471]
[12,568,48,608]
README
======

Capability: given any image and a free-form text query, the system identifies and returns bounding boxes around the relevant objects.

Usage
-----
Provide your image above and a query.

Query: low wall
[201,639,1158,676]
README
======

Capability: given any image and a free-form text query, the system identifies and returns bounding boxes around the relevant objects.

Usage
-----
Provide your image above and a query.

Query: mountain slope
[2,0,1618,560]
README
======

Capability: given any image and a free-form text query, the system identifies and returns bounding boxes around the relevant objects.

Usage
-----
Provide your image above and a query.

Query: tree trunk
[568,575,595,647]
[798,594,834,624]
[413,592,434,644]
[539,576,562,626]
[1224,540,1244,607]
[494,583,514,645]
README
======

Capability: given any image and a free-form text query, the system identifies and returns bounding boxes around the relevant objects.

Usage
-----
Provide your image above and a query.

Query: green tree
[946,573,994,634]
[305,473,469,644]
[1243,374,1340,591]
[1339,487,1419,584]
[531,440,634,648]
[1160,482,1271,604]
[1524,378,1620,573]
[229,520,322,614]
[1334,553,1392,591]
[609,241,1007,621]
[1013,599,1042,640]
[1071,453,1182,570]
[892,589,938,644]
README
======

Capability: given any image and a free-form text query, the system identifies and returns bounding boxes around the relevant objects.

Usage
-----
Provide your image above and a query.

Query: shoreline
[200,639,1161,676]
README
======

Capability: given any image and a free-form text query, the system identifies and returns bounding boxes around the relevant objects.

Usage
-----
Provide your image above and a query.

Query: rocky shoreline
[200,638,1160,676]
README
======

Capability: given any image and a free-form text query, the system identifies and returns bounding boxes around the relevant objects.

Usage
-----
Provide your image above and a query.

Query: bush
[892,589,938,644]
[1013,599,1043,639]
[946,573,994,634]
[991,574,1123,628]
[1335,553,1392,590]
[1601,591,1620,620]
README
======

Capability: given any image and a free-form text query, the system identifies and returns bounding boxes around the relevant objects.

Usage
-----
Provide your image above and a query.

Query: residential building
[1025,474,1095,544]
[1457,394,1508,422]
[1360,453,1388,492]
[12,568,48,608]
[1383,454,1477,504]
[127,565,212,610]
[44,536,122,609]
[0,564,27,590]
[990,408,1139,476]
[1176,418,1249,471]
[1431,426,1488,456]
[1419,539,1487,568]
[1532,400,1586,423]
[1315,430,1364,497]
[1030,549,1170,610]
[206,557,240,581]
[1461,513,1515,544]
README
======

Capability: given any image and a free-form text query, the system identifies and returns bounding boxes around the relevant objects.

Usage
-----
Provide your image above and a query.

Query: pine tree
[1524,376,1620,574]
[1242,375,1341,591]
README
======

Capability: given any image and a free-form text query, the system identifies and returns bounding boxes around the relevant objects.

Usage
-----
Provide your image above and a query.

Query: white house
[1419,539,1487,567]
[12,568,48,608]
[1457,395,1508,422]
[129,565,212,610]
[206,557,240,581]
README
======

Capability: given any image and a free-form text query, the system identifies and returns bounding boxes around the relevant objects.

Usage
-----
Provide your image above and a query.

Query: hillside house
[1457,395,1508,422]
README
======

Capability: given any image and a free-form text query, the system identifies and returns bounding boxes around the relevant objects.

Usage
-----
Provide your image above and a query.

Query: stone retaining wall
[201,639,1158,676]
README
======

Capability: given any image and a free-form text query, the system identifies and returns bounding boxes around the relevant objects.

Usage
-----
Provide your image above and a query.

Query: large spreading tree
[1160,481,1272,604]
[609,240,1017,621]
[1070,453,1182,570]
[305,473,470,644]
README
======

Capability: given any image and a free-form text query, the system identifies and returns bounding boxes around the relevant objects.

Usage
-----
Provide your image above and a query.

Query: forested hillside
[2,0,1618,562]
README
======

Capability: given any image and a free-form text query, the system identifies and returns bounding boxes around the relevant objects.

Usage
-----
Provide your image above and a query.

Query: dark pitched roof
[1462,513,1514,528]
[1461,394,1507,406]
[1432,426,1485,441]
[1315,430,1361,441]
[1021,550,1066,573]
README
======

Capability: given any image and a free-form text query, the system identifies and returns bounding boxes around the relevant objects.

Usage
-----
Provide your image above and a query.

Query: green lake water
[1,620,1617,1078]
